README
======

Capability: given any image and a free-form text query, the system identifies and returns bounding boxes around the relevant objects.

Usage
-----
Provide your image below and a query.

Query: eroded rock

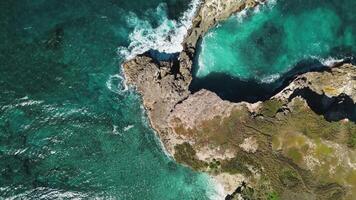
[122,0,356,198]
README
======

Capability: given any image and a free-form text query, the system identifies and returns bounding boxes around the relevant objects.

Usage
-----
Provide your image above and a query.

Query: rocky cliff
[122,0,356,199]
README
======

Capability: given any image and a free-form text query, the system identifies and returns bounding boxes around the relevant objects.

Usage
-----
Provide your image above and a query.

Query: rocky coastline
[122,0,356,199]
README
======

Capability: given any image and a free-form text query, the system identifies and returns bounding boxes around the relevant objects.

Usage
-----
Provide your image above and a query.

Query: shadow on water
[289,88,356,122]
[142,47,356,122]
[148,49,179,62]
[144,49,182,75]
[189,56,355,103]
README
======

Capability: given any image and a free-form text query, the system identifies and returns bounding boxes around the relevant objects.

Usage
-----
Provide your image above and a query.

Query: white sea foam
[5,187,90,200]
[123,125,134,132]
[118,0,201,60]
[235,9,248,22]
[260,55,347,83]
[106,74,128,94]
[260,73,281,83]
[196,38,208,77]
[234,0,277,22]
[112,125,122,136]
[1,97,44,111]
[206,176,226,200]
[314,56,345,67]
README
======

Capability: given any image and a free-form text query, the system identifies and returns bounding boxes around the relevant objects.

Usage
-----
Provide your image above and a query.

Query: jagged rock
[122,0,356,198]
[274,64,356,103]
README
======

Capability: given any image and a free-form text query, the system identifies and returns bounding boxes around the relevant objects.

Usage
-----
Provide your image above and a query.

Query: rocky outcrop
[123,0,265,153]
[167,64,356,199]
[123,55,191,153]
[179,0,265,82]
[275,64,356,103]
[122,0,356,198]
[167,63,355,157]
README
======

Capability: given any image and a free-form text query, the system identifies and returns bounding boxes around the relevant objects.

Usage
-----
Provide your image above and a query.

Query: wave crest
[118,0,201,60]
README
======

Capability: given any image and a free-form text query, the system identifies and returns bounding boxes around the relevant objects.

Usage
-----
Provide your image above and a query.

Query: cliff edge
[122,0,356,199]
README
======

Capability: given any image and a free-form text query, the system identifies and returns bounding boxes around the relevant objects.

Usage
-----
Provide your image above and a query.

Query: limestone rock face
[123,55,191,153]
[122,0,356,198]
[275,64,356,103]
[123,0,264,153]
[166,64,356,199]
[169,89,236,130]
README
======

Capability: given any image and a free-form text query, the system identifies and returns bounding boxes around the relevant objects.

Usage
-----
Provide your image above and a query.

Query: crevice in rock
[144,50,183,78]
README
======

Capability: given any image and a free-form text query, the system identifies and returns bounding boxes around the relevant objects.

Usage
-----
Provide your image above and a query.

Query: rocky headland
[122,0,356,199]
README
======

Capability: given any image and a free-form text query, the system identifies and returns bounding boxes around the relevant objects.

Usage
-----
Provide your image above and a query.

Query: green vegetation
[267,191,280,200]
[208,158,221,172]
[260,100,284,118]
[286,147,303,163]
[172,97,356,198]
[279,168,301,188]
[220,156,252,176]
[174,142,207,170]
[346,123,356,148]
[315,142,334,157]
[238,176,281,200]
[287,98,343,140]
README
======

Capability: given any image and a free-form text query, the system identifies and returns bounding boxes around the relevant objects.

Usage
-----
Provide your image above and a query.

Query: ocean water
[195,0,356,83]
[0,0,224,199]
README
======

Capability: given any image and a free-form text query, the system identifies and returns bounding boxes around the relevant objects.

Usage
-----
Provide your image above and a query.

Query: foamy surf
[106,74,128,94]
[118,0,201,60]
[260,73,281,83]
[233,0,277,22]
[315,56,345,67]
[205,176,226,200]
[123,124,134,132]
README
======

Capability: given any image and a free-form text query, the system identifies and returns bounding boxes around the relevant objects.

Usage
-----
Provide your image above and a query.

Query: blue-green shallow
[0,0,217,199]
[195,0,355,88]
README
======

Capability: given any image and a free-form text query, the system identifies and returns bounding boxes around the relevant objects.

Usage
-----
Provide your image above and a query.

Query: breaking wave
[118,0,201,60]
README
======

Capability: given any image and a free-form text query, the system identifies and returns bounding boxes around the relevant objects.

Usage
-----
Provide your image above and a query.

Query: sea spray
[206,177,226,200]
[118,0,201,59]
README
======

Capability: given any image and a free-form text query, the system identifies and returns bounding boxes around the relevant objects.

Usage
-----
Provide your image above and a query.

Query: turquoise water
[0,0,220,199]
[195,0,356,82]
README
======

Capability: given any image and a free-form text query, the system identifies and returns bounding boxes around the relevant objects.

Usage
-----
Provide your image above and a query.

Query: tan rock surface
[122,0,356,198]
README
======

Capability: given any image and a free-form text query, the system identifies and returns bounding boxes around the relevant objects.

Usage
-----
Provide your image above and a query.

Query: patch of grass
[267,191,280,200]
[285,98,348,140]
[260,100,284,118]
[239,176,281,200]
[286,147,303,163]
[220,156,252,176]
[174,142,207,170]
[315,143,333,157]
[346,123,356,148]
[279,168,301,188]
[171,96,356,198]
